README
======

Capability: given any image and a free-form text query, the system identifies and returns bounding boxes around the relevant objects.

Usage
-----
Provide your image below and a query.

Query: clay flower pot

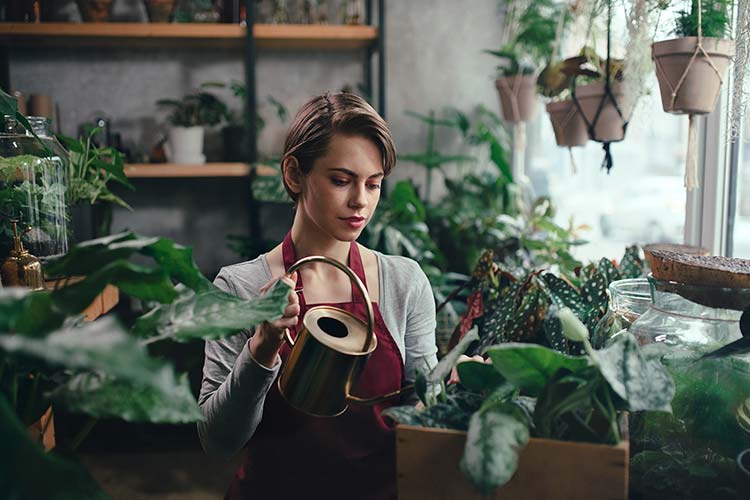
[76,0,114,22]
[574,81,631,143]
[144,0,175,22]
[546,99,588,147]
[495,74,537,123]
[652,37,735,115]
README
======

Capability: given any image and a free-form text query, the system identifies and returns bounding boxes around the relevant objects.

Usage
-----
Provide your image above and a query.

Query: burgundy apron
[225,232,405,500]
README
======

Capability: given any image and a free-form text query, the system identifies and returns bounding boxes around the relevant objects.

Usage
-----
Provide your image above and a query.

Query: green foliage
[157,82,231,127]
[488,0,568,76]
[0,232,292,496]
[466,246,646,356]
[630,349,750,500]
[386,331,675,494]
[57,125,133,209]
[675,0,732,38]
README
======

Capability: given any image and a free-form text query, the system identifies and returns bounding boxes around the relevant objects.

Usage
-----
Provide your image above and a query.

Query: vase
[545,99,588,147]
[494,74,537,123]
[164,126,205,165]
[652,37,735,115]
[574,81,631,142]
[76,0,114,22]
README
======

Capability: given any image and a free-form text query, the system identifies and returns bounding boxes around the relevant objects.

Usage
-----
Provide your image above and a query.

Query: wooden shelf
[124,163,251,178]
[0,22,378,49]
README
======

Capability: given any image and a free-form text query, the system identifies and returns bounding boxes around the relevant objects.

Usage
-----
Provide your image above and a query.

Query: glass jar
[628,276,750,500]
[0,115,69,260]
[593,278,651,347]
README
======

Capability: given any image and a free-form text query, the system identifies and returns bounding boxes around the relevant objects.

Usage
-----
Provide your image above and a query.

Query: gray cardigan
[197,251,438,459]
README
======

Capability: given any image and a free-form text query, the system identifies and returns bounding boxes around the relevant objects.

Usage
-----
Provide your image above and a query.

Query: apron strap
[281,231,369,305]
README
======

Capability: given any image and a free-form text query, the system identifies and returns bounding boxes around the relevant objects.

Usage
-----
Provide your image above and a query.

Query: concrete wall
[10,0,502,277]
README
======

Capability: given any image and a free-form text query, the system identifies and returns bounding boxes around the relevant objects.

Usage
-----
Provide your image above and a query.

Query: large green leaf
[460,406,529,495]
[456,361,506,392]
[485,343,588,395]
[0,317,183,397]
[593,334,675,412]
[46,232,210,293]
[49,372,202,423]
[131,279,291,342]
[52,261,177,314]
[0,395,107,499]
[0,288,66,338]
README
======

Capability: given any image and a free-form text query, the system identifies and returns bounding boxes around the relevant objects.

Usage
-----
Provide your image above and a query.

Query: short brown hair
[281,92,396,202]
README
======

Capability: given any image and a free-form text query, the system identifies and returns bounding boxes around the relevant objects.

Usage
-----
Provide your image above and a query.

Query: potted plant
[652,0,735,115]
[0,232,292,495]
[76,0,114,22]
[486,0,565,124]
[144,0,176,22]
[537,55,591,148]
[156,83,230,165]
[56,125,134,244]
[385,308,674,498]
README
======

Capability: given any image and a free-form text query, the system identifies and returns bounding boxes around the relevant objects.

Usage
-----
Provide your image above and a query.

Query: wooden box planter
[45,278,119,322]
[396,425,629,500]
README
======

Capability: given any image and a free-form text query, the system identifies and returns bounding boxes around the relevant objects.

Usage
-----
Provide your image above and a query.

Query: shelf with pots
[0,22,378,49]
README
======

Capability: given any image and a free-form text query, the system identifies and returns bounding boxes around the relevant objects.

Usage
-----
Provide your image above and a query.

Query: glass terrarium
[628,276,750,500]
[0,116,69,260]
[594,278,651,346]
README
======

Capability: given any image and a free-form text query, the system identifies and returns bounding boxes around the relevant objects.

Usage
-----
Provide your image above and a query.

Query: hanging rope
[569,146,578,174]
[570,0,629,173]
[652,0,727,190]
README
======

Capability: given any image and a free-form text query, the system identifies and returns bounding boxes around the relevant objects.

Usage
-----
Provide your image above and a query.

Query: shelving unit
[123,163,277,178]
[1,0,386,241]
[0,22,378,49]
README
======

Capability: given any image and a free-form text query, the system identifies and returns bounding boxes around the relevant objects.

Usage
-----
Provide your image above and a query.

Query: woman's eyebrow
[328,167,384,179]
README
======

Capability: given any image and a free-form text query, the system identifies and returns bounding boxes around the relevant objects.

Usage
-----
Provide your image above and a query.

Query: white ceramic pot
[164,126,205,164]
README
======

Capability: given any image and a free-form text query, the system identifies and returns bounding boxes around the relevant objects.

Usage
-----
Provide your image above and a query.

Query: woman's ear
[282,156,303,196]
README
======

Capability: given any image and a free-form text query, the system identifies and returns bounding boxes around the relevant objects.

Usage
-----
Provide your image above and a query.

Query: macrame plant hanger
[571,0,630,173]
[652,0,724,190]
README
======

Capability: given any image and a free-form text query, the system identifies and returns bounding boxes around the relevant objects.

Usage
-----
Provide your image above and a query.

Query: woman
[198,92,438,500]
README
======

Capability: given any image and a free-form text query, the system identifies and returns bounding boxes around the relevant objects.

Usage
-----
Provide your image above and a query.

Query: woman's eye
[367,184,381,190]
[331,178,348,186]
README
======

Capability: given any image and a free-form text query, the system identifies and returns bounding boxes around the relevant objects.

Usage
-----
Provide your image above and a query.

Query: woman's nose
[348,183,368,208]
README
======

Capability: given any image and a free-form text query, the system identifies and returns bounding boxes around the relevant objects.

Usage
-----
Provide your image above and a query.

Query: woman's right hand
[248,272,300,368]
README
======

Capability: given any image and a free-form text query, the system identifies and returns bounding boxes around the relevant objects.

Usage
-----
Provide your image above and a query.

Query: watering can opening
[318,316,349,338]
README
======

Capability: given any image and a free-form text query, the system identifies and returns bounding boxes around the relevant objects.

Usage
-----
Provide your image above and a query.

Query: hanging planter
[545,99,589,147]
[494,74,538,123]
[652,36,735,115]
[575,81,631,143]
[650,0,738,190]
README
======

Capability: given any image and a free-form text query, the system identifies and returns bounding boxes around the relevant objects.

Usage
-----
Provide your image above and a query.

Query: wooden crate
[45,278,119,322]
[396,425,628,500]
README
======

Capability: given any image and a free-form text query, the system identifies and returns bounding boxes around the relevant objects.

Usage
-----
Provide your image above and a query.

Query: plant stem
[71,417,99,452]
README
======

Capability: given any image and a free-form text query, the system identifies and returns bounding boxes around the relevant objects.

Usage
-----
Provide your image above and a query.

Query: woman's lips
[341,216,365,228]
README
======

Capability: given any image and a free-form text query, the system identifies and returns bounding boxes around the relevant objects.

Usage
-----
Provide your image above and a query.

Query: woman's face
[298,133,384,242]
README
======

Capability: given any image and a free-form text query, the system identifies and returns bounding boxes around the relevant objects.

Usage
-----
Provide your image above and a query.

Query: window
[729,114,750,257]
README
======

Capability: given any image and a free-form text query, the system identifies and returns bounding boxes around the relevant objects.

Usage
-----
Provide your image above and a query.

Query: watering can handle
[285,255,375,353]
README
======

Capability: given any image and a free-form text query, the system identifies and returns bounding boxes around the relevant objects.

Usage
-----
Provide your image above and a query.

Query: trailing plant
[57,125,133,210]
[0,232,292,497]
[384,314,675,495]
[487,0,569,76]
[157,82,231,127]
[537,45,625,98]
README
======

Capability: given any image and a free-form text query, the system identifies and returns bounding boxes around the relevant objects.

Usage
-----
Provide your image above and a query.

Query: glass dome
[0,116,69,260]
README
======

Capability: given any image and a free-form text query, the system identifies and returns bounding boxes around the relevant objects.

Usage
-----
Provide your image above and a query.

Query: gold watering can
[278,255,408,417]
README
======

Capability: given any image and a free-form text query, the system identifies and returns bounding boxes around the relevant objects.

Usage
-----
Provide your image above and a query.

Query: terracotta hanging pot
[76,0,114,22]
[574,81,631,143]
[546,99,588,147]
[144,0,175,22]
[652,37,735,115]
[495,74,537,123]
